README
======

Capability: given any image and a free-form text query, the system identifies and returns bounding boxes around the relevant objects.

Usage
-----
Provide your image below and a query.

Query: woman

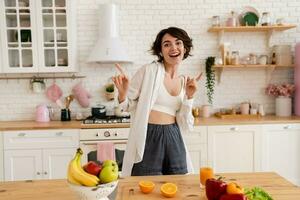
[112,27,201,176]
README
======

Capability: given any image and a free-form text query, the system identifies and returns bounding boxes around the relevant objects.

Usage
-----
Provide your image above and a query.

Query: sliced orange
[160,182,177,198]
[139,180,155,194]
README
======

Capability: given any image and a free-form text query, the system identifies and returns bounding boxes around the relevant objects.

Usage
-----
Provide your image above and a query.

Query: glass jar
[261,12,271,26]
[212,16,220,27]
[249,53,257,65]
[231,51,239,65]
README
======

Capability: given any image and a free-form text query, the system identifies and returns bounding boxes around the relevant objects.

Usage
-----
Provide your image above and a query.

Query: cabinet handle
[230,127,238,131]
[44,172,48,175]
[283,125,291,130]
[18,133,26,137]
[56,132,63,136]
[37,172,41,175]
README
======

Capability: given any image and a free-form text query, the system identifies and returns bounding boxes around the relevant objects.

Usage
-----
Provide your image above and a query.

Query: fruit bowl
[68,180,118,200]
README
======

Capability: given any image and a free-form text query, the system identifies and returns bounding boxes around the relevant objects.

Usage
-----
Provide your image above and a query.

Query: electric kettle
[36,104,50,122]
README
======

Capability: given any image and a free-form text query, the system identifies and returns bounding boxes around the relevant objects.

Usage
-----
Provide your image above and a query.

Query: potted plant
[105,83,115,101]
[205,57,216,105]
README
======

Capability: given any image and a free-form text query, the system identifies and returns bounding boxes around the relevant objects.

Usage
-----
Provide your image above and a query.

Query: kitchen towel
[295,42,300,116]
[97,142,116,163]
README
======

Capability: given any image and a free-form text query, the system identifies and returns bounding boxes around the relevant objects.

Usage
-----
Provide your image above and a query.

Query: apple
[100,165,119,183]
[83,161,102,176]
[102,160,118,169]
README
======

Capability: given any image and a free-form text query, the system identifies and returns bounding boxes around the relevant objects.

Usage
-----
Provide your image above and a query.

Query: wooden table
[0,173,299,200]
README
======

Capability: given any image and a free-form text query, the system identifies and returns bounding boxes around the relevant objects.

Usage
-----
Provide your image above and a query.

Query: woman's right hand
[112,63,129,103]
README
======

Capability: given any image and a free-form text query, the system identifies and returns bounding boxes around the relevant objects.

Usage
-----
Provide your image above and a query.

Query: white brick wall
[0,0,299,120]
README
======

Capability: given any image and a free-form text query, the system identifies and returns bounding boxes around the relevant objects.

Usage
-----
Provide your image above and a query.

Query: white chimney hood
[87,4,132,63]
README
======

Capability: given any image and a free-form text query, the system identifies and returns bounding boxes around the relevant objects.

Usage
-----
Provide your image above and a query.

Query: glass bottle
[231,51,239,65]
[212,16,220,27]
[261,12,271,26]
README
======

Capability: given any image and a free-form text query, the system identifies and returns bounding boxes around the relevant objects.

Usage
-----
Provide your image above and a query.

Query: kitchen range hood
[87,4,132,63]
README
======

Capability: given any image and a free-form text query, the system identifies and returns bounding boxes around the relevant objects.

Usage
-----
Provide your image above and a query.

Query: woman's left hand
[185,73,202,99]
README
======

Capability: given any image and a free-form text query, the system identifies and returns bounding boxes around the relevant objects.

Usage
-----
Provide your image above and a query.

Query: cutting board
[117,179,206,200]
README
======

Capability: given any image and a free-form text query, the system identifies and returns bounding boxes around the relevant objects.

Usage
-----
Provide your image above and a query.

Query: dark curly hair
[150,27,193,63]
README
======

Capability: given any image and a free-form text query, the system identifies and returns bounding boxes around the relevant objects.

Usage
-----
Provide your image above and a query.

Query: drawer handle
[283,126,291,130]
[44,172,48,175]
[18,133,26,137]
[56,132,63,136]
[37,172,41,175]
[230,127,238,131]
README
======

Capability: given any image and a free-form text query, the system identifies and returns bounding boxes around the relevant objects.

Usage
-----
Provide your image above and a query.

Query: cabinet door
[35,0,77,72]
[208,125,262,173]
[43,148,76,179]
[262,124,300,186]
[0,133,3,181]
[0,0,39,73]
[4,149,42,181]
[183,126,208,172]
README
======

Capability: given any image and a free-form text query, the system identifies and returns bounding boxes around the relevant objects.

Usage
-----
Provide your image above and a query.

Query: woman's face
[161,33,186,66]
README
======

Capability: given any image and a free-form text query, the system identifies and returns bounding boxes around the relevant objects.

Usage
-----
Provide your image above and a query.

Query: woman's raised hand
[185,72,202,99]
[112,63,129,103]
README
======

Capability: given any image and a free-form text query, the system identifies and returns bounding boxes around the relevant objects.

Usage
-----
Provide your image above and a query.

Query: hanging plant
[205,57,215,105]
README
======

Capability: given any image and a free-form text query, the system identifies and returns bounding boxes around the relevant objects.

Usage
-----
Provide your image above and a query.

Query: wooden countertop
[116,172,300,200]
[0,172,299,200]
[0,120,130,131]
[0,115,300,131]
[194,115,300,126]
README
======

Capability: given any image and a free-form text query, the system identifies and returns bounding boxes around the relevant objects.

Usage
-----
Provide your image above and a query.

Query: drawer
[3,129,79,150]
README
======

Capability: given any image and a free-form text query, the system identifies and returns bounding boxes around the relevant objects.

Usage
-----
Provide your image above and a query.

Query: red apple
[83,161,102,176]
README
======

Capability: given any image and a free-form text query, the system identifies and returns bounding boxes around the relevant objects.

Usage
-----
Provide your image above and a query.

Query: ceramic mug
[202,105,211,118]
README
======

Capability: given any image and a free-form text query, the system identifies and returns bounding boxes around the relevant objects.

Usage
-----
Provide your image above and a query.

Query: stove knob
[104,131,111,137]
[114,132,118,136]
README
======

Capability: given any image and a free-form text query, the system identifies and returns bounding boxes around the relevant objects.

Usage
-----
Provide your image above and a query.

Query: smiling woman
[112,27,202,177]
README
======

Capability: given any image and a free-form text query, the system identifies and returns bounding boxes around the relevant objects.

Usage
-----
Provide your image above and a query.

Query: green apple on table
[99,160,119,184]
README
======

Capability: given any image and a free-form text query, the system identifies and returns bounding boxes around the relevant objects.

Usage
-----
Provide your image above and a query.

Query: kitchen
[0,0,300,199]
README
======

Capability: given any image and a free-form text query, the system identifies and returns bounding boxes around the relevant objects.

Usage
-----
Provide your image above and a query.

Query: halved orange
[160,182,177,198]
[139,180,155,194]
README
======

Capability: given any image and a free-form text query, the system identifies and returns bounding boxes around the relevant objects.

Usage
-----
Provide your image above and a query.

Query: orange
[139,180,155,194]
[160,182,177,198]
[226,182,244,194]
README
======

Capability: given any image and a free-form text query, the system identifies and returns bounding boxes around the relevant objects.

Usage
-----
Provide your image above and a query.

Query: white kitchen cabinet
[183,126,208,172]
[261,124,300,186]
[207,125,262,173]
[3,129,79,181]
[0,132,3,181]
[0,0,77,73]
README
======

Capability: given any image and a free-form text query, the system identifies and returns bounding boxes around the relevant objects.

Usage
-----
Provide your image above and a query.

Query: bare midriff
[148,110,176,124]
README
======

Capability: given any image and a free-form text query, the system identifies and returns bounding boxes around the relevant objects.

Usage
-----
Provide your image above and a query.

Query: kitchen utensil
[91,105,106,118]
[46,83,63,102]
[65,95,74,109]
[36,104,50,122]
[61,108,71,121]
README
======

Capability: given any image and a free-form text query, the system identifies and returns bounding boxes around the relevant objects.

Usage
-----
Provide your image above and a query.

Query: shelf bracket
[218,30,224,46]
[266,65,276,84]
[267,30,274,48]
[216,67,223,84]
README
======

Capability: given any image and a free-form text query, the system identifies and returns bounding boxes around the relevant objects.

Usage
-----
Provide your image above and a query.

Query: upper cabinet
[0,0,77,73]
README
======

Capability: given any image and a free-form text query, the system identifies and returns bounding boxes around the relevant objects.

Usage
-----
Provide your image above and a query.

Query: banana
[67,163,81,185]
[68,148,100,187]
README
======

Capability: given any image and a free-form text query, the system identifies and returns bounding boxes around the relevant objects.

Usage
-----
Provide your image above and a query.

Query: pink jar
[36,104,50,122]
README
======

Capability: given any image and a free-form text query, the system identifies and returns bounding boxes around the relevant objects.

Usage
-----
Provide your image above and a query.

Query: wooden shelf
[208,25,297,33]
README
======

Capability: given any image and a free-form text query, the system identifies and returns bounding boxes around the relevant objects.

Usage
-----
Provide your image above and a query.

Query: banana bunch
[67,148,100,187]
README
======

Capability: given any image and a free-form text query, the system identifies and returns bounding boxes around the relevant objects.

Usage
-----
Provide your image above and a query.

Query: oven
[79,128,130,172]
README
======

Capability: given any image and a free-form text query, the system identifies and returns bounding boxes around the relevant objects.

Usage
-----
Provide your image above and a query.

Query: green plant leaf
[205,57,215,105]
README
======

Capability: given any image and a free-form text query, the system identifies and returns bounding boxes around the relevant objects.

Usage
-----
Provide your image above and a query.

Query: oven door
[80,140,127,172]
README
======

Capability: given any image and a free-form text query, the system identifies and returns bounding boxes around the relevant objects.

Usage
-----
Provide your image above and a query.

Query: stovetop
[83,115,130,124]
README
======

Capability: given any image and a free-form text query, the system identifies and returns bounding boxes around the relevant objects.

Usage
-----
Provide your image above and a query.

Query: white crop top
[152,77,185,116]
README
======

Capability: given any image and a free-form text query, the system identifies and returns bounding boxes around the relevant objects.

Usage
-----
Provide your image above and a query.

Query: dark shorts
[131,123,187,176]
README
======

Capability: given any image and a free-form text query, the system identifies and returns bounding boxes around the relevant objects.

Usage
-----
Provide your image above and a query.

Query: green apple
[100,166,118,183]
[102,160,118,169]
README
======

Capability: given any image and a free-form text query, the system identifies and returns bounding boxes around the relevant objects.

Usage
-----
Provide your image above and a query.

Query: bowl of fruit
[67,148,119,200]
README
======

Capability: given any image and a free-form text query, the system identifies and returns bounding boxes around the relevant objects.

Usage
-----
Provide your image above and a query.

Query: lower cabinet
[3,129,79,181]
[0,132,3,181]
[207,125,262,173]
[184,126,208,172]
[261,124,300,186]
